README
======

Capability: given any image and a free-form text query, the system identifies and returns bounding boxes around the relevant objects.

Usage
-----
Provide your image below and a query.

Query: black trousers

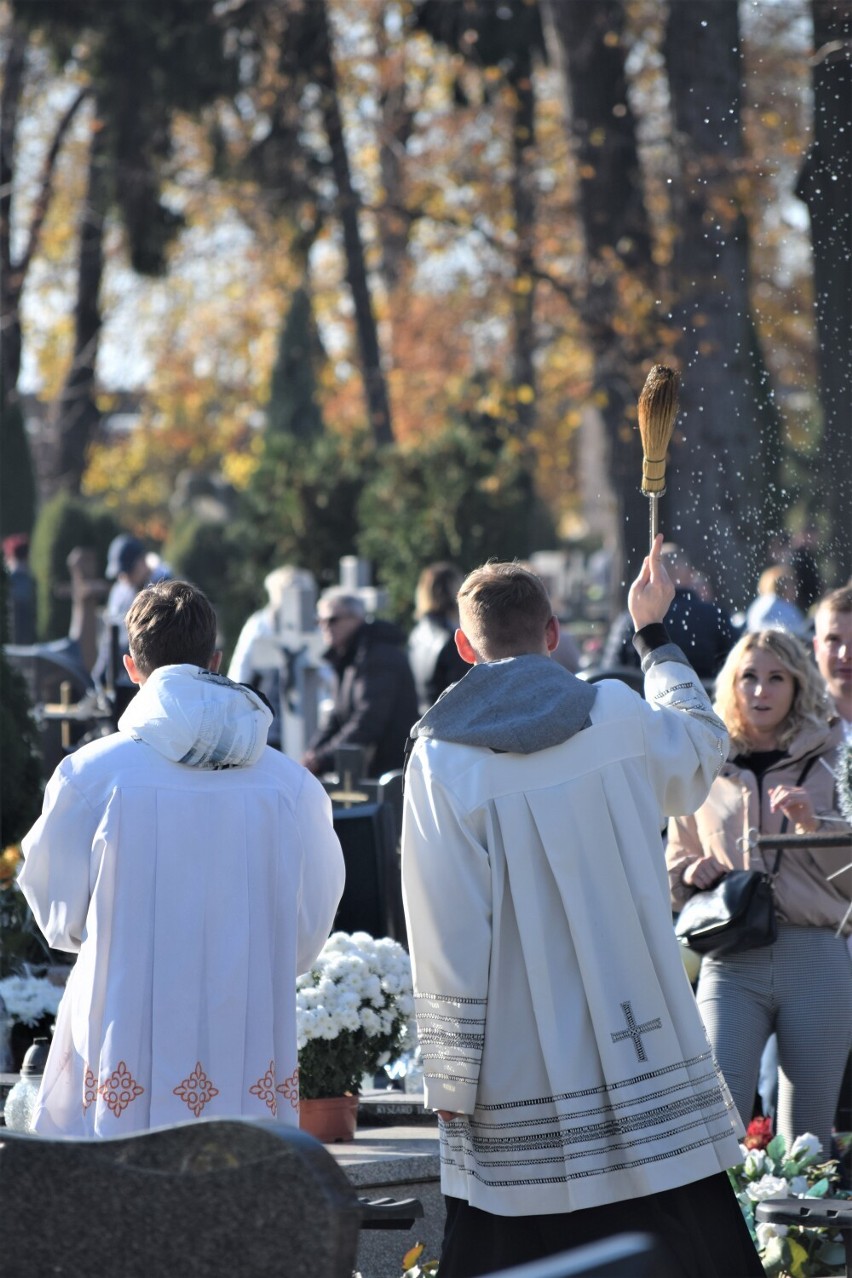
[439,1172,764,1278]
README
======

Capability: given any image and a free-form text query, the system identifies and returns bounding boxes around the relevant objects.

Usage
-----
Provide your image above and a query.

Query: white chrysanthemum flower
[296,931,414,1093]
[789,1175,810,1196]
[319,1014,340,1041]
[361,974,383,1003]
[360,1007,381,1035]
[746,1174,790,1202]
[744,1148,767,1177]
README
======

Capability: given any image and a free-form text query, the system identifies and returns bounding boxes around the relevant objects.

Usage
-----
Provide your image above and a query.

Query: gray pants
[696,922,852,1153]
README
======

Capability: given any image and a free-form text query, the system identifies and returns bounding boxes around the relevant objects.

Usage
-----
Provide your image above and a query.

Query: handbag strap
[762,753,821,878]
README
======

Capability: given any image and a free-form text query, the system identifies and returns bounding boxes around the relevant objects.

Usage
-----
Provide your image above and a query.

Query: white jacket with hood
[402,638,744,1217]
[20,664,344,1137]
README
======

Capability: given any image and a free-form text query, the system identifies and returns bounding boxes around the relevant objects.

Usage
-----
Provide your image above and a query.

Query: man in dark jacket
[302,589,418,779]
[601,543,734,682]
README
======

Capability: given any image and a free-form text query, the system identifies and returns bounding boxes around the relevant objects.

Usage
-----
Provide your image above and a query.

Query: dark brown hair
[457,562,553,659]
[126,580,218,676]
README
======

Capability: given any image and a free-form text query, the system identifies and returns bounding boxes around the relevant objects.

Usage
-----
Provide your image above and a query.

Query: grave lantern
[3,1036,49,1131]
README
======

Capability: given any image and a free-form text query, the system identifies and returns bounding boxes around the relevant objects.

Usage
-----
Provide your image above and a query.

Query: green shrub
[162,514,251,660]
[235,429,376,588]
[29,493,120,641]
[358,425,554,623]
[0,400,37,539]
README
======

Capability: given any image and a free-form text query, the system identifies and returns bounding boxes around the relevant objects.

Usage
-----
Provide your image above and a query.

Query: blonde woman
[667,629,852,1152]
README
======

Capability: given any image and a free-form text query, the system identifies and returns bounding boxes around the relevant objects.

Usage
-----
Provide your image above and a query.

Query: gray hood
[412,654,597,754]
[118,664,272,769]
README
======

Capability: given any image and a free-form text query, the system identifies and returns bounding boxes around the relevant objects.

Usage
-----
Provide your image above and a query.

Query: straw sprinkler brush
[638,365,680,551]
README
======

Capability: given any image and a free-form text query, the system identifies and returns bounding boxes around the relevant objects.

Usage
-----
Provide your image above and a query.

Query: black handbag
[674,865,778,956]
[674,756,819,958]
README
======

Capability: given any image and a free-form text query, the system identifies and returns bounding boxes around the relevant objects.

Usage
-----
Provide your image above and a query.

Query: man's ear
[209,650,223,673]
[545,615,560,654]
[455,628,479,666]
[122,653,145,685]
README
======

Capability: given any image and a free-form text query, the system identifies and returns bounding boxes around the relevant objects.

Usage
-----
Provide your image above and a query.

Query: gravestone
[0,1118,361,1277]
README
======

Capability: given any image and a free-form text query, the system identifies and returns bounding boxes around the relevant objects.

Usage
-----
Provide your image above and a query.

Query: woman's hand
[768,784,819,834]
[682,855,728,890]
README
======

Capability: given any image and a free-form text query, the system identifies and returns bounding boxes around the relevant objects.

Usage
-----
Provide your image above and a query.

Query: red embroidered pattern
[173,1062,220,1118]
[275,1067,300,1111]
[249,1061,278,1115]
[83,1065,98,1113]
[97,1061,144,1117]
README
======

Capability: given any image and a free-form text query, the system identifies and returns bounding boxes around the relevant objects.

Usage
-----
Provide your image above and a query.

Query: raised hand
[628,533,676,631]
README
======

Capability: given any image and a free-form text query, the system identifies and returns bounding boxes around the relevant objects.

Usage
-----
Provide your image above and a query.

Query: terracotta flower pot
[299,1094,359,1143]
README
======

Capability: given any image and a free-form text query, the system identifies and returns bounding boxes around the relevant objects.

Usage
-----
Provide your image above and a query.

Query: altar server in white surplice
[401,536,764,1278]
[19,579,344,1138]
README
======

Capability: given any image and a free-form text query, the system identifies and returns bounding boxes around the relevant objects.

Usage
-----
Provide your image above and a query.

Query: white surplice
[19,664,344,1137]
[402,645,745,1216]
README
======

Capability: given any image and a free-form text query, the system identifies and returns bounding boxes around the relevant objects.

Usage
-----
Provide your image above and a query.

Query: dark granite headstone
[358,1089,436,1128]
[0,1118,362,1277]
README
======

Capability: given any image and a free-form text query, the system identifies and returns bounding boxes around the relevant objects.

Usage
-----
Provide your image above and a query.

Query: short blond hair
[816,586,852,622]
[714,628,830,753]
[457,562,552,659]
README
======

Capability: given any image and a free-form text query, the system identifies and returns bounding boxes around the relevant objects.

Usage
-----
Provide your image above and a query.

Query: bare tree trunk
[797,0,852,583]
[375,20,413,293]
[1,69,88,404]
[2,19,90,528]
[541,0,656,597]
[313,0,393,446]
[45,104,109,497]
[0,19,28,406]
[509,62,538,442]
[663,0,765,607]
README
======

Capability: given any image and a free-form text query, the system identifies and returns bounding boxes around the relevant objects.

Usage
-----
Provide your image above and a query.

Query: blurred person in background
[91,535,150,712]
[602,544,734,681]
[408,562,469,715]
[302,588,418,778]
[745,565,808,638]
[228,566,316,748]
[3,533,36,645]
[790,527,823,615]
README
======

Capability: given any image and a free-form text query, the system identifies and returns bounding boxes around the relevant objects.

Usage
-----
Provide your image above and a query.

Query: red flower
[743,1116,774,1150]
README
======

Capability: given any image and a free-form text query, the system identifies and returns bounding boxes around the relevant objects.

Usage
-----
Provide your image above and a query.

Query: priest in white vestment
[401,538,763,1278]
[19,579,344,1138]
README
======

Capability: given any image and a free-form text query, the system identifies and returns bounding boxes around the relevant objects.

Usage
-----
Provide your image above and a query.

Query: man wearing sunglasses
[302,588,418,780]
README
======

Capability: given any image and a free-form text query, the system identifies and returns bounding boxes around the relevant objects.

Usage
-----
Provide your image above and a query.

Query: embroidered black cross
[610,1001,662,1062]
